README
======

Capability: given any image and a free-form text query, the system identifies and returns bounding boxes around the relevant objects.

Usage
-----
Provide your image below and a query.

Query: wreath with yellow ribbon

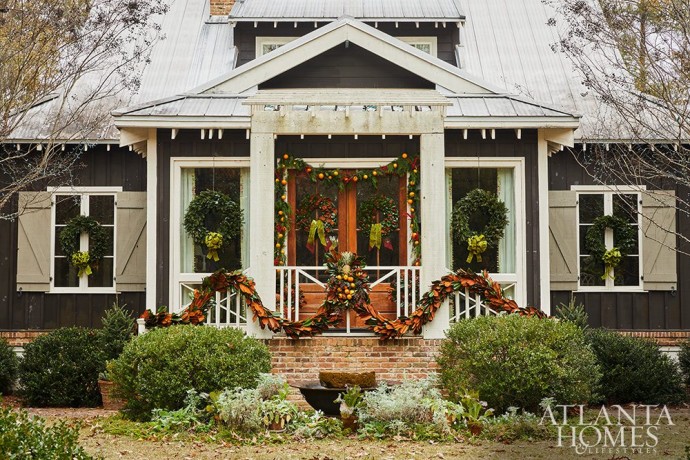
[358,195,399,251]
[585,215,637,281]
[451,189,509,265]
[295,194,338,253]
[59,215,110,278]
[183,190,243,262]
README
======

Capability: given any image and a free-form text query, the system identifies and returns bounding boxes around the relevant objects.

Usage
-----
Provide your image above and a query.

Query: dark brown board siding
[445,129,541,307]
[156,129,250,307]
[549,147,689,330]
[0,146,147,331]
[261,43,434,89]
[235,22,458,69]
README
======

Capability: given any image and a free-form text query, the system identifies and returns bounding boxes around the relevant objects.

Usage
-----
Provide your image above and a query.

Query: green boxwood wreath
[59,215,110,274]
[585,214,637,277]
[183,190,243,259]
[357,194,399,250]
[451,188,508,261]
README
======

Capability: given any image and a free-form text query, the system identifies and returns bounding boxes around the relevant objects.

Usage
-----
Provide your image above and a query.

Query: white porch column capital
[248,130,276,338]
[419,132,449,339]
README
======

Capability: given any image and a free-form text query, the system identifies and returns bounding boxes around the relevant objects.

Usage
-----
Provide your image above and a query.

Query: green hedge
[109,325,272,420]
[0,338,18,395]
[679,340,690,387]
[587,329,686,405]
[438,315,600,413]
[18,328,105,407]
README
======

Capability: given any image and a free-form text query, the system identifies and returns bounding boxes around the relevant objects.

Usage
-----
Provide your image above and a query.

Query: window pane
[90,257,114,288]
[613,194,638,224]
[92,226,115,256]
[90,195,114,225]
[579,224,599,256]
[54,257,79,287]
[580,256,605,287]
[450,168,515,273]
[578,194,603,224]
[55,195,80,224]
[614,256,640,286]
[181,168,244,273]
[412,43,431,54]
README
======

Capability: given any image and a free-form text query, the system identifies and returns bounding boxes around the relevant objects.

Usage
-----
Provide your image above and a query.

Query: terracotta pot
[341,414,358,431]
[468,421,483,436]
[98,380,125,411]
[268,421,286,432]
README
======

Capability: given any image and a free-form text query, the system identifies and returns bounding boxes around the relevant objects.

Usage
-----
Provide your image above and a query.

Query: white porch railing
[178,281,248,329]
[449,282,516,322]
[275,266,421,324]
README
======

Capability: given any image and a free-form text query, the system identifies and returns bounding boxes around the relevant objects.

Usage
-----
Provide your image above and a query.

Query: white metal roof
[230,0,465,22]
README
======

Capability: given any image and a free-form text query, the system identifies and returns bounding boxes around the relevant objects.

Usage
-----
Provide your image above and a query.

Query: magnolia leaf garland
[451,189,509,265]
[183,190,243,262]
[59,215,110,278]
[152,250,547,339]
[358,195,399,251]
[585,214,637,280]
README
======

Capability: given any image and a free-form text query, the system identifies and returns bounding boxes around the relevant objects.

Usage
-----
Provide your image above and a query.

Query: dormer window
[256,37,297,58]
[399,37,437,57]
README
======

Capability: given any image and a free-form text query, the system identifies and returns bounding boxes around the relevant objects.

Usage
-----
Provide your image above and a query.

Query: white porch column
[145,129,157,311]
[248,129,276,338]
[420,132,449,339]
[537,130,552,315]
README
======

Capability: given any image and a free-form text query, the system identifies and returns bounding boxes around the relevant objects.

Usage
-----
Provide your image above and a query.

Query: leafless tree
[0,0,168,218]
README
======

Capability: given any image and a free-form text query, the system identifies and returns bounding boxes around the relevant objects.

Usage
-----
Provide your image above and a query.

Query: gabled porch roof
[113,16,580,132]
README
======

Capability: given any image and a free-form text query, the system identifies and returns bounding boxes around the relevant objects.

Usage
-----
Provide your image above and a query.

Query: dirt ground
[4,398,690,460]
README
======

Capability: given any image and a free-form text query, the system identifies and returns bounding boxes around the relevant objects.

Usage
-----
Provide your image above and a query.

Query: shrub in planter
[98,303,136,361]
[438,315,600,413]
[109,325,271,420]
[19,327,105,407]
[0,338,18,395]
[587,329,686,405]
[0,406,93,459]
[679,340,690,387]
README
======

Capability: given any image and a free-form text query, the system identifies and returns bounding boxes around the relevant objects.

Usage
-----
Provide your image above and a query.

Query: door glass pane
[181,168,245,273]
[449,168,515,273]
[293,174,339,268]
[356,175,401,267]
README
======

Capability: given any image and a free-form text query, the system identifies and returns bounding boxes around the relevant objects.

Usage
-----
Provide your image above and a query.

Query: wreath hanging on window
[59,215,110,278]
[183,190,243,262]
[451,188,509,264]
[585,215,637,280]
[295,194,338,252]
[358,195,399,251]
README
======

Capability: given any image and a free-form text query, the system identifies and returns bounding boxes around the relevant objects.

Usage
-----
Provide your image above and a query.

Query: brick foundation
[618,331,690,347]
[266,336,442,405]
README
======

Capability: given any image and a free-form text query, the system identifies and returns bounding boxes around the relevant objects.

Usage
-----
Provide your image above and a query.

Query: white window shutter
[641,191,676,291]
[16,192,52,292]
[548,191,579,291]
[115,192,147,292]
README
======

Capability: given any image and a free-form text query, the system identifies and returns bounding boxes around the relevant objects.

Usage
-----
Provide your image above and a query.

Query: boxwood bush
[19,327,106,407]
[679,340,690,387]
[586,329,686,405]
[0,338,18,395]
[109,325,272,420]
[438,315,600,413]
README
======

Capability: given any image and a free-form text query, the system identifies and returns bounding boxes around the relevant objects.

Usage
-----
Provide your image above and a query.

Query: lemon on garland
[184,190,243,263]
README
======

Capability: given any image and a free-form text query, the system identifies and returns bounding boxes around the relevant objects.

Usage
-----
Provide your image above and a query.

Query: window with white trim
[577,191,641,289]
[256,37,297,58]
[399,37,438,57]
[52,192,116,291]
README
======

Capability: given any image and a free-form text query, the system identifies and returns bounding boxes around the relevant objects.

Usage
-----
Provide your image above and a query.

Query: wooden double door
[286,170,409,327]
